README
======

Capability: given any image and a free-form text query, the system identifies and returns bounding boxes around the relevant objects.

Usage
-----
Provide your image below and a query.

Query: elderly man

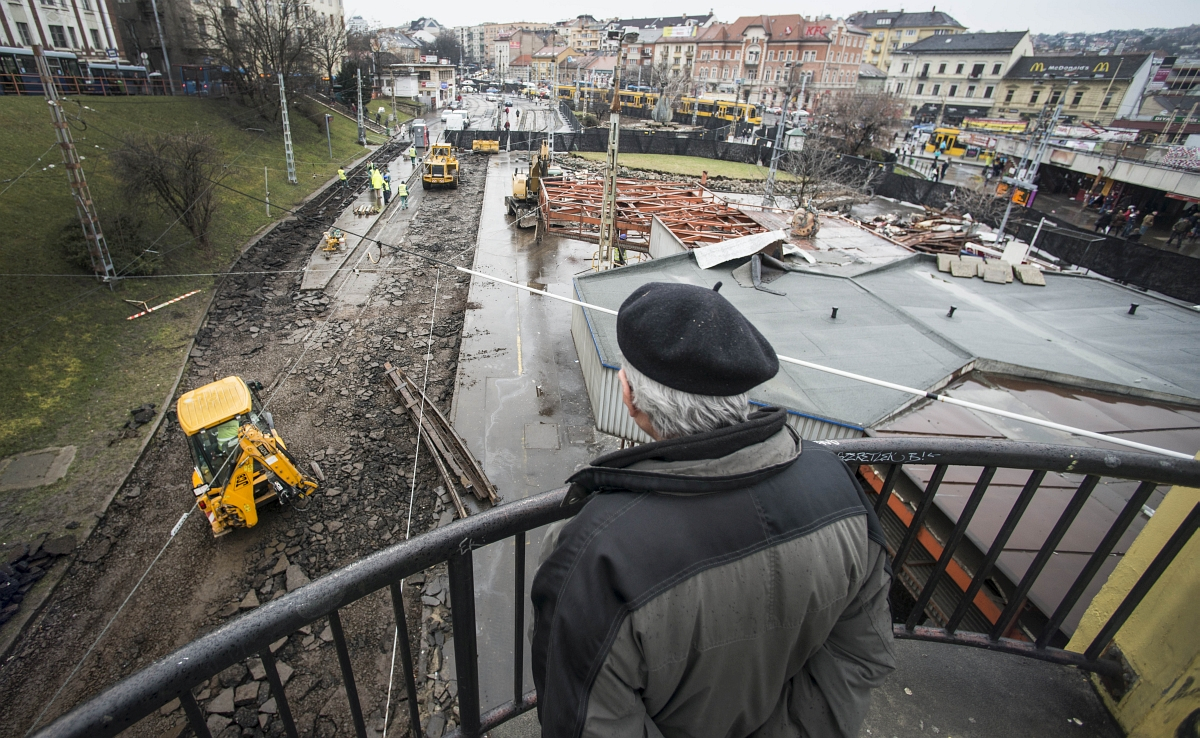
[531,282,896,738]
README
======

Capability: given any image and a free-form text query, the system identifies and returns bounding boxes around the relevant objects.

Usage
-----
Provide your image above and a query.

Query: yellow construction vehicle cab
[176,376,318,537]
[422,143,459,189]
[505,140,551,229]
[472,139,500,154]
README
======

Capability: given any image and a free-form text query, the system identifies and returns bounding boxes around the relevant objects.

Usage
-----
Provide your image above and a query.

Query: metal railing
[33,439,1200,738]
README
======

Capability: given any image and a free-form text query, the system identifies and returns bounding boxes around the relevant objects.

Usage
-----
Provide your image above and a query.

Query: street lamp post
[598,29,638,270]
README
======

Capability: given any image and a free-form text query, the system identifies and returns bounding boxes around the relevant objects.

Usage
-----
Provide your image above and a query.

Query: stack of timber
[383,363,500,518]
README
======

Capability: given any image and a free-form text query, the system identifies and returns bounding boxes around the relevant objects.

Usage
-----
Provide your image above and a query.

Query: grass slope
[570,151,793,180]
[0,95,372,540]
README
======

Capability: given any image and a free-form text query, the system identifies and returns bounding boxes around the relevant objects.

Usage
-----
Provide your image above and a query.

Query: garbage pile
[859,209,988,254]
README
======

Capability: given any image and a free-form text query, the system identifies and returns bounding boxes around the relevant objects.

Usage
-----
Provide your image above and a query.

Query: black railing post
[260,649,300,738]
[1037,481,1157,648]
[906,467,996,630]
[1084,502,1200,661]
[945,469,1045,635]
[448,550,482,738]
[892,464,948,573]
[388,582,423,737]
[329,610,369,738]
[179,690,213,738]
[991,475,1100,642]
[513,532,526,706]
[874,463,899,514]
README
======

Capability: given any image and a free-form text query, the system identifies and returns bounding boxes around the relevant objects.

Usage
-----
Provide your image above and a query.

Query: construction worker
[397,180,409,210]
[337,167,347,193]
[407,145,417,166]
[370,166,385,208]
[382,172,392,206]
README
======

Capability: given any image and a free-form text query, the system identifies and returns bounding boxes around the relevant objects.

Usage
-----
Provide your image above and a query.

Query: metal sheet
[694,230,790,270]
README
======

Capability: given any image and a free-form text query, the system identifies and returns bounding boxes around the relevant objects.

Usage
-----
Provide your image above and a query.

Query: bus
[0,46,85,95]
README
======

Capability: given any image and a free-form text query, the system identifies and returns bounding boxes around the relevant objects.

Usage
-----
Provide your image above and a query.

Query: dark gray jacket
[531,408,895,738]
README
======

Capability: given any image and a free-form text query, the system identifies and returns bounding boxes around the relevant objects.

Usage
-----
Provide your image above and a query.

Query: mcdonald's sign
[1030,62,1045,72]
[1094,61,1110,73]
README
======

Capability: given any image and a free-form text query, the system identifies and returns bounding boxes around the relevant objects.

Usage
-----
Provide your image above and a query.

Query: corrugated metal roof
[897,31,1030,55]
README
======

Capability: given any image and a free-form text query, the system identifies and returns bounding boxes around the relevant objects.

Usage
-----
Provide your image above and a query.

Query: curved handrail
[33,439,1200,737]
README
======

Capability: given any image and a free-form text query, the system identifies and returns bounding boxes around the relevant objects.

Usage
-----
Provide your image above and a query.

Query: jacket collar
[565,408,798,500]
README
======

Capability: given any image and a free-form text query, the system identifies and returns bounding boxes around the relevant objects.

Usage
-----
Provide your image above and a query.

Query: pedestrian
[382,172,391,206]
[397,180,409,209]
[407,145,417,166]
[337,167,347,194]
[1111,209,1128,238]
[370,165,385,208]
[1166,215,1189,248]
[1095,210,1113,234]
[940,160,950,181]
[377,106,385,125]
[504,120,510,131]
[531,282,896,738]
[1140,211,1156,239]
[984,167,994,183]
[1121,209,1138,238]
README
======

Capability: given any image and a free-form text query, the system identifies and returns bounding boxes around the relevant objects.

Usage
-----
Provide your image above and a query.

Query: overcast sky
[345,0,1198,36]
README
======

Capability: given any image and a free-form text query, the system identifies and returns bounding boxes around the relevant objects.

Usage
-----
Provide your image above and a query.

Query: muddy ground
[0,145,490,738]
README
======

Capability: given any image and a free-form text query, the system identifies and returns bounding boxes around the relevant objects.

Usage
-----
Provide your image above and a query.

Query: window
[916,83,924,95]
[786,50,793,61]
[16,22,31,45]
[775,69,782,81]
[722,67,730,79]
[701,51,709,60]
[90,28,101,47]
[733,50,740,60]
[724,50,731,60]
[901,62,909,73]
[1029,90,1040,104]
[80,0,90,8]
[955,63,964,74]
[948,84,958,96]
[1101,93,1113,109]
[67,27,78,47]
[971,63,984,77]
[937,63,946,74]
[984,86,994,98]
[1048,89,1061,105]
[932,83,941,95]
[966,85,975,97]
[767,50,774,61]
[1004,88,1015,103]
[895,82,904,94]
[992,63,1002,75]
[48,25,68,47]
[906,29,915,36]
[1071,91,1084,106]
[699,68,707,79]
[921,63,929,77]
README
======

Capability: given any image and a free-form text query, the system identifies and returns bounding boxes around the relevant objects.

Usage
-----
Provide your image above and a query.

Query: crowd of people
[1095,203,1199,248]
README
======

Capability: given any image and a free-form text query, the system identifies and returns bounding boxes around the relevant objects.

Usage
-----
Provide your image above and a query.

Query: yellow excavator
[176,376,318,537]
[422,143,459,190]
[505,140,553,229]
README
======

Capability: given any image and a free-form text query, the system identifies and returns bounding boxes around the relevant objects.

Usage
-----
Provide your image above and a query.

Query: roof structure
[897,31,1031,55]
[1004,54,1149,80]
[509,55,533,67]
[540,180,766,249]
[846,9,965,30]
[858,62,888,79]
[614,13,715,30]
[698,15,813,44]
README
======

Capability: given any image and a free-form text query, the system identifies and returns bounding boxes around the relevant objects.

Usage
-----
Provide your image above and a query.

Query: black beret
[616,282,778,396]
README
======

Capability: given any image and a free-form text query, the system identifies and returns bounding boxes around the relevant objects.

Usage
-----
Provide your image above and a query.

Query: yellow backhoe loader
[505,140,552,229]
[176,376,318,537]
[422,143,459,190]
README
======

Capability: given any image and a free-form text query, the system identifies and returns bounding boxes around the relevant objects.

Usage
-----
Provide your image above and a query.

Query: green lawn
[570,152,794,181]
[0,94,371,539]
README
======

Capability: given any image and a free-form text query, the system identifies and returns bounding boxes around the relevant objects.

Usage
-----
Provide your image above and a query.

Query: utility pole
[147,0,175,95]
[33,45,116,282]
[598,29,637,270]
[278,73,297,184]
[324,114,333,159]
[356,67,366,146]
[995,102,1063,245]
[763,66,804,207]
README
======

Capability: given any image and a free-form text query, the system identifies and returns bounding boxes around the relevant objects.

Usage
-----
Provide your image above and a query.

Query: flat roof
[574,252,1200,432]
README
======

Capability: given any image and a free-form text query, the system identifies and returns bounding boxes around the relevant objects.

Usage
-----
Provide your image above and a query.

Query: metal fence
[33,439,1200,738]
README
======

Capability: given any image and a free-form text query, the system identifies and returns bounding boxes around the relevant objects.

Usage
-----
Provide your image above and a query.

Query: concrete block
[1015,264,1046,285]
[949,260,977,279]
[982,264,1010,284]
[936,254,956,273]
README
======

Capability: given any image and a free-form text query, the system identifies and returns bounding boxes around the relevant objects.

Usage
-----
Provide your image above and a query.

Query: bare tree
[308,11,346,97]
[779,136,869,208]
[111,132,228,250]
[819,91,903,157]
[945,182,1007,236]
[428,30,461,62]
[197,0,314,108]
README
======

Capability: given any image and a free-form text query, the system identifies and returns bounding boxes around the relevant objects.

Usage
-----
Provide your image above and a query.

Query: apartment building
[456,21,554,69]
[847,9,964,73]
[997,54,1153,125]
[2,0,127,62]
[888,31,1033,124]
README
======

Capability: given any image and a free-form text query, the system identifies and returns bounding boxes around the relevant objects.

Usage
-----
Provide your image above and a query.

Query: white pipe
[451,264,1195,461]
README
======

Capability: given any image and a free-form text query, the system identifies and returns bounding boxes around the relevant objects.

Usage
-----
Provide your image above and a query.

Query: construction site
[1,73,1199,738]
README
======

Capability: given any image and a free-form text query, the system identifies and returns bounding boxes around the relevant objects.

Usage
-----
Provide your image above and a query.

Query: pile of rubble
[0,535,75,626]
[860,209,988,254]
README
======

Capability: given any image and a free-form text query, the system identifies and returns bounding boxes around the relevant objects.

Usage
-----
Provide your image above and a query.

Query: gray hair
[623,362,750,440]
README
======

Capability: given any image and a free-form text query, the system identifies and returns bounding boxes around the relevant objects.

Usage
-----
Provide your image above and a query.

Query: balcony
[28,439,1200,738]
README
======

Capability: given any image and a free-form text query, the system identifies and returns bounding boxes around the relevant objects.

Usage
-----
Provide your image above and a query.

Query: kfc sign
[804,25,828,37]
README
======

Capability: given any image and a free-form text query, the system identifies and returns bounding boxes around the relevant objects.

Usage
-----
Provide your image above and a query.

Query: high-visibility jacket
[396,183,408,197]
[371,170,384,190]
[407,147,416,158]
[337,168,346,181]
